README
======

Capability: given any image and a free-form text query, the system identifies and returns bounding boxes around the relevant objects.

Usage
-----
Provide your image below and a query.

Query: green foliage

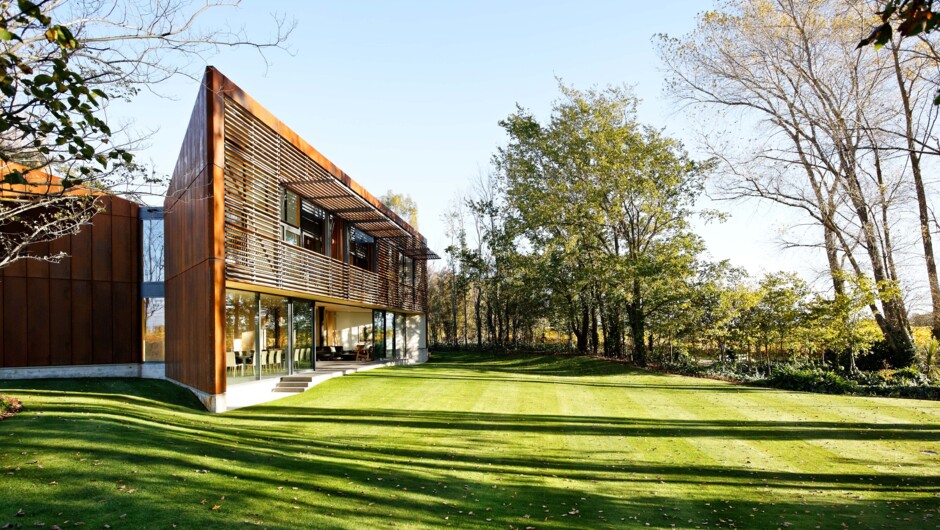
[492,81,708,361]
[378,190,419,228]
[859,1,940,52]
[653,356,940,400]
[857,338,918,370]
[0,0,131,185]
[920,337,940,377]
[767,365,859,395]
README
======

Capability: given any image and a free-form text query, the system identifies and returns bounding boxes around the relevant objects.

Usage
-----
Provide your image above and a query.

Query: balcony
[224,223,426,312]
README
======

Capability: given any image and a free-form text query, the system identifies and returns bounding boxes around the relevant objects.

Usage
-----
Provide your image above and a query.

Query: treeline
[428,0,940,372]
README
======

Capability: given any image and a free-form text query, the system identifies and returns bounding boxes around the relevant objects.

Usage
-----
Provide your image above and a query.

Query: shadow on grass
[425,350,640,378]
[1,356,939,529]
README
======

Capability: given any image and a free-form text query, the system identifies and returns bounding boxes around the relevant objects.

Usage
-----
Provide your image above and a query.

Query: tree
[379,190,419,228]
[0,1,135,268]
[807,273,884,371]
[753,272,810,362]
[0,0,293,269]
[859,1,940,53]
[496,82,708,364]
[657,0,919,361]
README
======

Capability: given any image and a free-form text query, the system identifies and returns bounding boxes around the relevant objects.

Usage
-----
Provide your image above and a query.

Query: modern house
[0,67,438,411]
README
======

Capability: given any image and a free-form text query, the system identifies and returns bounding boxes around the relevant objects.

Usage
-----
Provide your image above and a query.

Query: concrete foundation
[0,362,166,380]
[0,353,427,413]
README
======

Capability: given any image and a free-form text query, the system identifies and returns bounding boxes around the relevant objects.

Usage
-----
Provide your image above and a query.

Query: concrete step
[281,376,314,382]
[272,387,305,393]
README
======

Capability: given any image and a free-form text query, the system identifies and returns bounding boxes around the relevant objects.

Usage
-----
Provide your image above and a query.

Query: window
[400,254,414,286]
[140,207,165,361]
[143,298,165,362]
[225,289,258,385]
[282,188,300,227]
[142,213,164,283]
[282,224,301,245]
[300,199,326,254]
[349,226,375,271]
[281,188,301,245]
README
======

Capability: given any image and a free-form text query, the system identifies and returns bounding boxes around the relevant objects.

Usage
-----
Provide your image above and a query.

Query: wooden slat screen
[223,98,427,313]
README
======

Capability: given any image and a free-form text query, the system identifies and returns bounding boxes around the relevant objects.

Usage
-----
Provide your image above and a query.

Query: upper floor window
[281,188,301,245]
[399,254,414,287]
[349,226,375,271]
[282,188,300,227]
[141,208,165,283]
[300,199,326,254]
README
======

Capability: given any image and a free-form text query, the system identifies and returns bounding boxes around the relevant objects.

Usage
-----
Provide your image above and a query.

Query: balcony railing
[224,223,425,312]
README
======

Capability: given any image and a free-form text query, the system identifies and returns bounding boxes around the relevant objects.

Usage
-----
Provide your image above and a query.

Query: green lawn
[1,353,939,529]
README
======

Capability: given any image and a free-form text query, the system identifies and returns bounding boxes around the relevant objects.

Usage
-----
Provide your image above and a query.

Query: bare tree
[0,0,293,269]
[657,0,918,361]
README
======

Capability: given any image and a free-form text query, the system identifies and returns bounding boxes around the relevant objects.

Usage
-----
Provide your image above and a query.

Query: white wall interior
[335,311,372,350]
[406,314,426,360]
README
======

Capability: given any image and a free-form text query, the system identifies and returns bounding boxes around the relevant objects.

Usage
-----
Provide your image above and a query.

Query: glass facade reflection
[292,299,315,371]
[143,298,165,361]
[395,312,406,358]
[225,290,258,386]
[260,295,289,379]
[141,207,165,362]
[224,288,407,388]
[373,310,386,359]
[225,290,322,387]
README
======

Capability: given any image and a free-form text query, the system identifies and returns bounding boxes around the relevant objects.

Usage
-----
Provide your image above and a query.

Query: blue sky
[113,0,810,280]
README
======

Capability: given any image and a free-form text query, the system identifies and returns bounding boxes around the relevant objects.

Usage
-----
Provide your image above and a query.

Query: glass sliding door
[386,311,396,359]
[292,299,315,371]
[395,312,406,358]
[225,290,258,386]
[260,294,289,379]
[373,310,386,359]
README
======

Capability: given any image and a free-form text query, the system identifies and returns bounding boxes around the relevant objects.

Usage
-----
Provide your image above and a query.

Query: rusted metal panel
[164,67,225,395]
[0,194,141,368]
[92,214,112,282]
[92,281,113,364]
[3,277,27,367]
[49,279,72,366]
[71,280,94,365]
[112,281,139,364]
[48,235,70,279]
[26,278,50,366]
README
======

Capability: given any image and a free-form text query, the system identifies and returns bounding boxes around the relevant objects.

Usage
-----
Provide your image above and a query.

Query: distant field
[1,352,939,529]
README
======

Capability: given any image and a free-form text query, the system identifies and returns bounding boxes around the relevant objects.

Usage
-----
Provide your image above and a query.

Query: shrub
[655,353,704,375]
[767,365,858,394]
[891,366,924,382]
[857,339,917,370]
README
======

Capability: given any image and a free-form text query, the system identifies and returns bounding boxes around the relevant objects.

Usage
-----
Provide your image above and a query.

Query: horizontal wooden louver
[222,98,427,312]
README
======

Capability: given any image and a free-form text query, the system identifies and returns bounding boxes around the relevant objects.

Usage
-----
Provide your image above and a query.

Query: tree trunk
[475,287,483,347]
[628,279,647,365]
[892,43,940,341]
[575,301,589,353]
[590,299,599,356]
[839,158,915,362]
